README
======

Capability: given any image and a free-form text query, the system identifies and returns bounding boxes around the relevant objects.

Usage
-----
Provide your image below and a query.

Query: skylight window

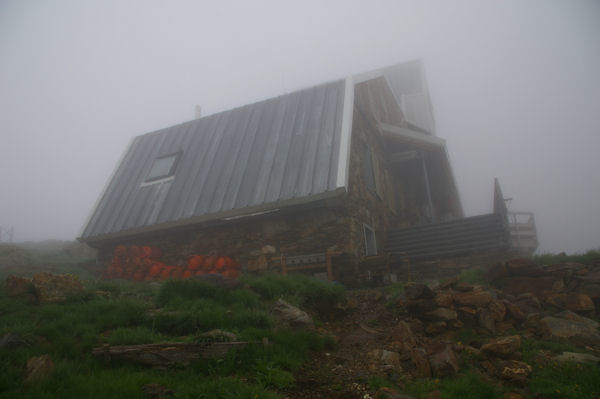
[145,152,181,182]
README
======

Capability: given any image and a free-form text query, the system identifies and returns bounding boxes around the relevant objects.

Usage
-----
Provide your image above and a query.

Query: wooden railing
[508,211,538,255]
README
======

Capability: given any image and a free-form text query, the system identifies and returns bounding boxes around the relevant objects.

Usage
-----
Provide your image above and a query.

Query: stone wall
[345,104,403,258]
[96,204,362,282]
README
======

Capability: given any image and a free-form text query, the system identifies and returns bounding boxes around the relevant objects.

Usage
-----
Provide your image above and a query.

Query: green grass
[528,360,600,399]
[0,274,338,398]
[241,273,345,316]
[534,249,600,266]
[402,371,502,399]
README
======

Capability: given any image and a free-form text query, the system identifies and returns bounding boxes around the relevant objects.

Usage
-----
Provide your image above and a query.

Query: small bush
[459,267,486,285]
[534,249,600,266]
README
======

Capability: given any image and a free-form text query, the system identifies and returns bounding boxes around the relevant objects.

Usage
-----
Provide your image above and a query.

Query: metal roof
[81,79,348,241]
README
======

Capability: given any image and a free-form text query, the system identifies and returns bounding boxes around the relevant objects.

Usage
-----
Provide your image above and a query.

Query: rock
[478,309,496,335]
[4,275,33,297]
[434,291,454,308]
[453,282,475,292]
[540,310,600,347]
[496,360,531,385]
[488,299,506,322]
[502,300,527,323]
[505,258,548,277]
[271,299,314,330]
[31,272,84,304]
[388,321,417,352]
[261,245,276,254]
[515,293,541,315]
[453,286,492,308]
[425,307,457,322]
[425,321,447,335]
[486,262,508,282]
[142,383,175,397]
[24,354,54,383]
[404,282,435,300]
[428,344,459,377]
[553,351,600,364]
[497,277,559,299]
[404,298,437,314]
[545,293,595,313]
[410,348,432,377]
[496,321,516,335]
[481,335,521,359]
[369,349,401,371]
[456,306,478,325]
[0,332,29,349]
[578,283,600,300]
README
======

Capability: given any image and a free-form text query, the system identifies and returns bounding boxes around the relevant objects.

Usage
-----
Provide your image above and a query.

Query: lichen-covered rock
[453,286,492,308]
[425,307,457,322]
[271,299,314,330]
[404,282,435,300]
[31,272,84,304]
[496,360,531,385]
[428,343,459,377]
[545,292,595,313]
[540,311,600,348]
[480,335,521,359]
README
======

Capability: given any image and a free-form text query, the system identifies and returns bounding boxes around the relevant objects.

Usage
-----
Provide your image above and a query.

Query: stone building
[79,60,464,282]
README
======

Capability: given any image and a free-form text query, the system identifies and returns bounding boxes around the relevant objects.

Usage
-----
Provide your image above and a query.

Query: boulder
[502,300,526,323]
[497,277,560,300]
[24,354,54,383]
[388,321,417,352]
[425,307,457,322]
[404,282,435,300]
[545,293,595,313]
[515,293,542,315]
[0,332,29,349]
[453,286,492,308]
[404,298,437,314]
[368,349,402,371]
[505,258,548,277]
[478,309,496,335]
[480,335,521,359]
[434,291,454,308]
[456,306,478,325]
[496,360,531,385]
[488,299,506,322]
[271,299,314,330]
[425,321,447,336]
[410,348,431,378]
[540,311,600,347]
[31,272,84,304]
[485,262,508,282]
[428,344,459,377]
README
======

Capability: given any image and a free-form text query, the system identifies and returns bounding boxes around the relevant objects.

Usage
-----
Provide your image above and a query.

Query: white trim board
[379,122,445,148]
[336,76,355,189]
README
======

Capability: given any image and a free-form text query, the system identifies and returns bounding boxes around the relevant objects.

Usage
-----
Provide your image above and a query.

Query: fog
[1,0,599,254]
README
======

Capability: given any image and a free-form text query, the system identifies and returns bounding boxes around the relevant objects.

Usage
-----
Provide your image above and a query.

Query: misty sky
[1,1,599,254]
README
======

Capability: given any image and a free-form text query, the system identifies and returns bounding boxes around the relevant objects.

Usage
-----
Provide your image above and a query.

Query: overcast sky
[1,0,599,254]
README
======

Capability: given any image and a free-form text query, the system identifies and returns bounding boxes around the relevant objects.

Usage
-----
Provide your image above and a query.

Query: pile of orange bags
[104,245,240,281]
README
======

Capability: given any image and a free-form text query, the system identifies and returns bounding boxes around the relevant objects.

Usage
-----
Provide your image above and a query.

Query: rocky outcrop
[31,272,84,304]
[540,311,600,347]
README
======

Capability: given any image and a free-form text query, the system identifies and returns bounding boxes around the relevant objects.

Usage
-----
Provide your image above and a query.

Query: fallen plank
[92,341,260,367]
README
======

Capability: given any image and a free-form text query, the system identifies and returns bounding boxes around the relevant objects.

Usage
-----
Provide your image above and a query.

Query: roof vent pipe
[195,105,202,119]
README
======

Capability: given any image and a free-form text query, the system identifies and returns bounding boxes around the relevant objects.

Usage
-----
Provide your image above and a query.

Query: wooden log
[92,341,260,368]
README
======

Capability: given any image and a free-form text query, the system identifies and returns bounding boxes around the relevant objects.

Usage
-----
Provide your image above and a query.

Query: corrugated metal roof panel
[81,79,347,240]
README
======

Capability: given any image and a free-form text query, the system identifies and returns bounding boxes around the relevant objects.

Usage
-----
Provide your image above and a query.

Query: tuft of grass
[459,266,487,285]
[241,274,345,316]
[528,360,600,399]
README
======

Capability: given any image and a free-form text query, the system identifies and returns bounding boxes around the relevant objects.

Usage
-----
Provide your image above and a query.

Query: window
[362,142,376,194]
[363,224,377,256]
[145,152,181,182]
